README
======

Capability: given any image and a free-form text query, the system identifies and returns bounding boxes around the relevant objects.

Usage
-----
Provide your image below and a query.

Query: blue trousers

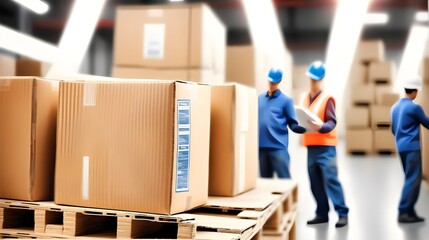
[308,146,349,218]
[398,150,422,215]
[259,148,291,179]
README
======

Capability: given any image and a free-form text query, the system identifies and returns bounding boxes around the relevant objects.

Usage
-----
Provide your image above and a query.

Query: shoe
[398,213,425,223]
[307,216,329,225]
[335,217,348,228]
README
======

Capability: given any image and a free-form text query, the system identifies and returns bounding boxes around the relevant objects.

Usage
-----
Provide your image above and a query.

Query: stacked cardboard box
[112,3,226,84]
[209,83,258,197]
[0,54,16,76]
[15,58,51,77]
[417,57,429,180]
[0,77,59,201]
[346,40,399,154]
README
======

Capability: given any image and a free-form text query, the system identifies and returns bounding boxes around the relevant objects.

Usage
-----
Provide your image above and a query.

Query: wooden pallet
[0,199,195,239]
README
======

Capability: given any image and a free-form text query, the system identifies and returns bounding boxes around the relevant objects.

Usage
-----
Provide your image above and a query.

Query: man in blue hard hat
[300,61,349,228]
[258,68,306,179]
[391,75,429,223]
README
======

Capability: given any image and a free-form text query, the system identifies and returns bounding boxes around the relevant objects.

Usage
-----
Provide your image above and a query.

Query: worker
[300,61,349,228]
[258,68,306,179]
[391,75,429,223]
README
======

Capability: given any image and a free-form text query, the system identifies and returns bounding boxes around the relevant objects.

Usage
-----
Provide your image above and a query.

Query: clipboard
[295,106,323,133]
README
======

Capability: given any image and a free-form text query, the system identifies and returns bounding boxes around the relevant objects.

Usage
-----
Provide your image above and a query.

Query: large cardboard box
[0,77,59,200]
[226,45,266,88]
[16,58,51,77]
[114,3,226,73]
[348,63,368,85]
[346,129,373,154]
[345,106,370,128]
[0,54,16,76]
[112,66,216,83]
[55,80,211,214]
[371,105,391,129]
[374,84,393,105]
[381,93,400,106]
[374,129,396,153]
[368,61,395,84]
[356,40,385,63]
[209,83,258,197]
[351,84,374,105]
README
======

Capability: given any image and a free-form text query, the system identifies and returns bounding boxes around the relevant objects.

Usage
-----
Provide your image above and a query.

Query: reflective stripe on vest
[301,91,338,146]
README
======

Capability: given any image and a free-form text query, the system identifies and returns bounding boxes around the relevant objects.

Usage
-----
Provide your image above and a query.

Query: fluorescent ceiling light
[170,0,184,2]
[395,25,429,93]
[11,0,49,14]
[0,25,57,62]
[364,13,389,25]
[415,11,429,22]
[47,0,106,78]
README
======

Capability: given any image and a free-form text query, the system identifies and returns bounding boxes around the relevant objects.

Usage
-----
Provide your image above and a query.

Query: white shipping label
[176,100,191,192]
[239,134,246,192]
[83,83,96,106]
[236,87,249,132]
[143,24,165,60]
[82,156,90,200]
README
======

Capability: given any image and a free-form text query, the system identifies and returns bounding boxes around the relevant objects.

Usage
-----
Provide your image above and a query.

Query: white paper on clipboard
[295,106,323,132]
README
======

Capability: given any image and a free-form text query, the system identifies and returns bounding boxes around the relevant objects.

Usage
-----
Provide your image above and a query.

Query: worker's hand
[308,120,322,131]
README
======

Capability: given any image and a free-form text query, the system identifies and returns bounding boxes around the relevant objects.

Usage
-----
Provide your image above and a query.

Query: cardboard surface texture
[55,79,211,214]
[351,84,374,105]
[349,63,368,85]
[346,129,373,153]
[226,45,264,88]
[371,105,391,129]
[357,40,385,63]
[381,93,400,107]
[368,61,395,84]
[423,58,429,84]
[16,58,51,77]
[0,77,59,200]
[374,85,393,105]
[114,3,226,73]
[0,54,16,76]
[209,84,258,196]
[416,86,429,179]
[345,106,370,128]
[374,130,396,153]
[112,66,217,83]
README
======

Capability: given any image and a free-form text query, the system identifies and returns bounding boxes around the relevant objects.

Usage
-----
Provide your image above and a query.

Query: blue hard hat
[306,61,326,81]
[268,68,283,83]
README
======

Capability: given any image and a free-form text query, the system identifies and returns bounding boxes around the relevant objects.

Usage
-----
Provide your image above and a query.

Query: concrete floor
[287,134,429,240]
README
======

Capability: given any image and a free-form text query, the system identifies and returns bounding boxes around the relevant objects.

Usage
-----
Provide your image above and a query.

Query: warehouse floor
[287,134,429,240]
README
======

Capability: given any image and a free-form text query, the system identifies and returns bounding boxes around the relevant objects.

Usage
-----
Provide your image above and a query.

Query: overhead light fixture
[11,0,49,15]
[364,13,389,25]
[0,25,57,62]
[395,24,429,93]
[170,0,184,2]
[47,0,106,77]
[415,11,429,22]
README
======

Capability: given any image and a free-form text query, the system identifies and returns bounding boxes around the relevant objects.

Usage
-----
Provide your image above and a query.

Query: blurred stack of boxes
[416,57,429,180]
[112,3,226,84]
[346,40,400,155]
[0,54,50,77]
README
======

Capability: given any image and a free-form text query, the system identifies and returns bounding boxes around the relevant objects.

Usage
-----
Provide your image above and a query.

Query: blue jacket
[391,98,429,152]
[258,89,305,149]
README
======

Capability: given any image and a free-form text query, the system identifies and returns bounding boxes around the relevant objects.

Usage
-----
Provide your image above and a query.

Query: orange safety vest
[300,91,337,146]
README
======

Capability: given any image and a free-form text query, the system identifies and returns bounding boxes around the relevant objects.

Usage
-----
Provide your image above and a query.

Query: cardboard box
[0,54,16,76]
[374,129,396,153]
[226,45,266,88]
[346,129,373,154]
[0,77,59,200]
[112,66,217,83]
[368,61,395,84]
[374,84,393,105]
[381,93,400,106]
[346,106,370,128]
[351,84,374,105]
[356,40,385,63]
[16,58,51,77]
[114,3,226,73]
[209,83,258,196]
[371,105,391,129]
[422,128,429,180]
[55,79,211,214]
[348,63,368,85]
[423,58,429,84]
